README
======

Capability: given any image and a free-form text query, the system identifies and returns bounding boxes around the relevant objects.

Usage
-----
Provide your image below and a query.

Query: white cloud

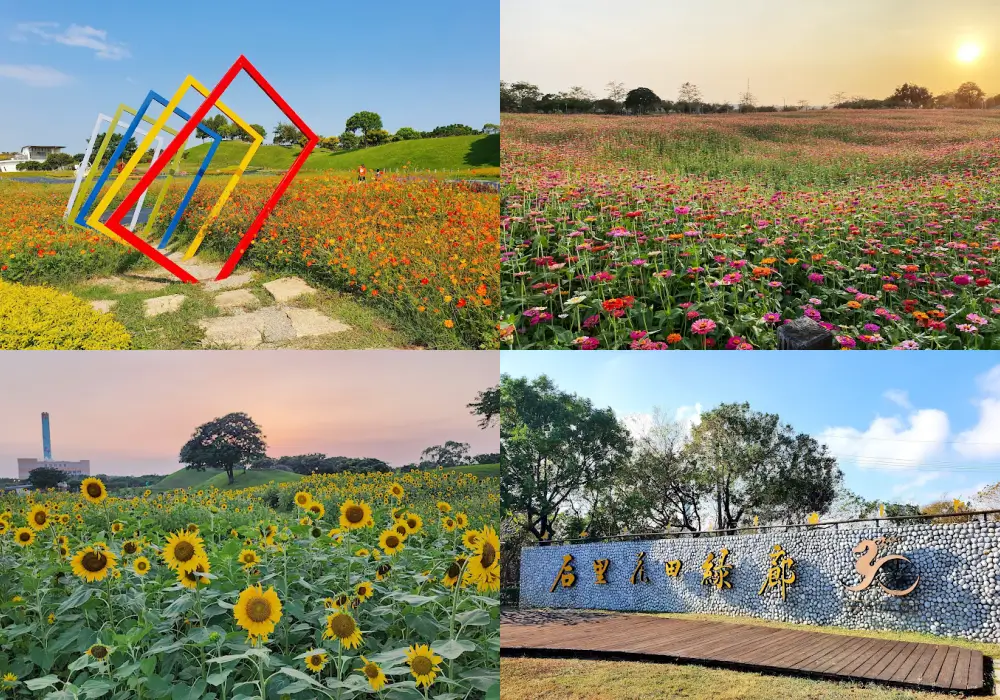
[954,398,1000,458]
[883,389,911,410]
[673,403,702,439]
[891,471,941,496]
[819,409,950,469]
[623,404,701,441]
[13,22,129,60]
[977,365,1000,396]
[0,64,71,87]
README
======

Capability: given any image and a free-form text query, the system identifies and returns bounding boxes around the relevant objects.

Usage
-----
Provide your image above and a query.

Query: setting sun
[957,42,983,63]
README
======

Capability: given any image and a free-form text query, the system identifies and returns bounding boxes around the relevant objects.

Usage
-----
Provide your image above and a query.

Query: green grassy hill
[203,469,302,491]
[152,468,223,491]
[435,464,500,479]
[182,134,498,174]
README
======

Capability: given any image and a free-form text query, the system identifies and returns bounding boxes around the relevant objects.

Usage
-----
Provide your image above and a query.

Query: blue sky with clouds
[0,0,498,152]
[501,352,1000,508]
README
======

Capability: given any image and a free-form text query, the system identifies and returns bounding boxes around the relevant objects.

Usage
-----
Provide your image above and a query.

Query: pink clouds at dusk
[0,351,498,477]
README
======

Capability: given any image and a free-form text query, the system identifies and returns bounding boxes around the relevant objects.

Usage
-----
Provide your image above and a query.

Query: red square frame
[105,55,318,282]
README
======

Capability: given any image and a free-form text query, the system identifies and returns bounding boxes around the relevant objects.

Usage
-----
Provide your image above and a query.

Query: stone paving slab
[214,289,259,312]
[285,308,351,337]
[90,300,117,314]
[143,294,185,318]
[263,277,316,302]
[203,272,254,292]
[198,307,297,349]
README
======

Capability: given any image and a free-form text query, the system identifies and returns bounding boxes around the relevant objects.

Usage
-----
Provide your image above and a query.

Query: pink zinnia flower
[953,274,971,286]
[690,319,717,335]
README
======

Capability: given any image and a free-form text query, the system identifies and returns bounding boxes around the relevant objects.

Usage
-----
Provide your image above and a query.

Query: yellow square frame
[87,75,263,260]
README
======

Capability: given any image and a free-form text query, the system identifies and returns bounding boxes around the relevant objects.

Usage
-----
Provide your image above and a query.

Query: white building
[17,458,90,480]
[0,145,67,173]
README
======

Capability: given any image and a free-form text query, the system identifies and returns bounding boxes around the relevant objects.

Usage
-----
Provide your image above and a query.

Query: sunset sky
[501,0,1000,105]
[0,352,498,478]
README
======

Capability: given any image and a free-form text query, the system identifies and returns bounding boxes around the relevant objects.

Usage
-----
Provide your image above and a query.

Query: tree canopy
[179,412,268,484]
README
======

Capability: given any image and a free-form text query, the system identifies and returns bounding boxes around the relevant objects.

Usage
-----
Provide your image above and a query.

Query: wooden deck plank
[500,614,983,692]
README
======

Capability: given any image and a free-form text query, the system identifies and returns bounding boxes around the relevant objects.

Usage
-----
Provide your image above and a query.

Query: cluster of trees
[500,375,941,543]
[267,111,497,151]
[25,468,163,491]
[14,152,78,171]
[501,79,1000,116]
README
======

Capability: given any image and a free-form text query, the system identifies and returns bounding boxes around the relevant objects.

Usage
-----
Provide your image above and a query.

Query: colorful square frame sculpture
[93,56,316,283]
[72,94,223,245]
[65,113,166,232]
[88,69,266,282]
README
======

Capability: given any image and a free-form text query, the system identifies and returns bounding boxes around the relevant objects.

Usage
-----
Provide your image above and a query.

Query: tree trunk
[227,467,234,485]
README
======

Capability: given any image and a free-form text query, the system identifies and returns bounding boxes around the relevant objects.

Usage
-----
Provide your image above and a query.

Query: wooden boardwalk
[501,612,985,692]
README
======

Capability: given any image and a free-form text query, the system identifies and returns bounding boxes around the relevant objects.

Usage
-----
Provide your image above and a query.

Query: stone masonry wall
[519,519,1000,642]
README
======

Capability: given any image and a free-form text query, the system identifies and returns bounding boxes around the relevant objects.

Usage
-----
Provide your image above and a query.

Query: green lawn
[151,467,223,491]
[182,134,499,173]
[202,469,303,491]
[437,463,500,478]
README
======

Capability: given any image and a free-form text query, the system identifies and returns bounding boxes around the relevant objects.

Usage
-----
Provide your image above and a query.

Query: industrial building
[16,412,90,480]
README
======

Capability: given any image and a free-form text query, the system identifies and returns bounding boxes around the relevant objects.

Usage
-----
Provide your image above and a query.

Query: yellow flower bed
[0,282,131,349]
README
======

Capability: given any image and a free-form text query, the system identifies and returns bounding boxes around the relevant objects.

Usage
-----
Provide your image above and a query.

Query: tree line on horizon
[12,110,500,172]
[501,79,1000,116]
[500,374,990,547]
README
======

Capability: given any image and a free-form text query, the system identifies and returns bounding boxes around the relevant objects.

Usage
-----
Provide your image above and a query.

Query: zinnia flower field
[0,469,499,698]
[501,110,1000,349]
[0,174,499,349]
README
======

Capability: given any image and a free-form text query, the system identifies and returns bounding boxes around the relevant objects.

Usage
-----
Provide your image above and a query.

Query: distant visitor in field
[358,163,367,182]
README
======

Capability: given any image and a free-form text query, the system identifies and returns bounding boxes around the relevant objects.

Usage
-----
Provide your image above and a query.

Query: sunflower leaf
[430,639,476,660]
[455,609,491,627]
[57,587,93,614]
[276,667,324,687]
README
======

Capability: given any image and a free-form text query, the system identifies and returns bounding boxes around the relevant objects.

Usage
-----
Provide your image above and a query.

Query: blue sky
[0,0,498,152]
[501,352,1000,508]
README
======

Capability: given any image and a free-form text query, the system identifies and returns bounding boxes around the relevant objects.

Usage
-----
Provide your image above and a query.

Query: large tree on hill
[624,87,660,115]
[273,122,305,147]
[501,374,632,540]
[179,412,267,485]
[420,441,471,467]
[90,132,138,166]
[345,111,383,147]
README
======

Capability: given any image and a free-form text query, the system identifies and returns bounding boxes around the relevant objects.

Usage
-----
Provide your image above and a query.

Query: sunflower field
[0,469,500,699]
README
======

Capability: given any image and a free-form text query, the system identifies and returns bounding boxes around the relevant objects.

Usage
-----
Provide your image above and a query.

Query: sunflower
[294,491,313,509]
[27,505,50,531]
[325,593,351,611]
[111,522,124,534]
[239,549,259,569]
[71,546,117,582]
[80,478,107,504]
[133,557,151,576]
[323,612,363,649]
[308,502,325,518]
[443,557,467,588]
[354,581,374,602]
[178,557,211,589]
[2,672,17,685]
[13,527,34,547]
[122,539,142,556]
[378,529,405,556]
[339,499,373,530]
[393,522,409,540]
[48,613,56,624]
[0,519,9,536]
[86,644,110,661]
[402,512,423,535]
[304,650,328,673]
[465,525,500,592]
[375,562,392,582]
[358,656,386,691]
[234,584,282,639]
[455,512,468,529]
[436,501,451,513]
[442,516,457,532]
[406,644,442,689]
[462,529,481,550]
[59,514,70,525]
[388,482,404,500]
[162,530,206,573]
[299,516,312,527]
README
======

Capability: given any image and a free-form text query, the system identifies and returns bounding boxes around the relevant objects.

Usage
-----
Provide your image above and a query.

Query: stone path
[84,252,352,348]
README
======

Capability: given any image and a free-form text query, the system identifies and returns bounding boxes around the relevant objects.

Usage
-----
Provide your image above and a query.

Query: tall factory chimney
[41,412,52,461]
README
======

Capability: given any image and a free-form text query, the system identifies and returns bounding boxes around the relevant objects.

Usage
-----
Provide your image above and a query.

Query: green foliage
[317,135,340,150]
[500,374,632,540]
[428,124,478,138]
[395,127,421,140]
[468,385,499,429]
[338,130,361,150]
[90,133,137,166]
[272,121,305,147]
[0,282,132,349]
[345,111,384,142]
[179,412,268,485]
[27,467,65,490]
[624,87,661,114]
